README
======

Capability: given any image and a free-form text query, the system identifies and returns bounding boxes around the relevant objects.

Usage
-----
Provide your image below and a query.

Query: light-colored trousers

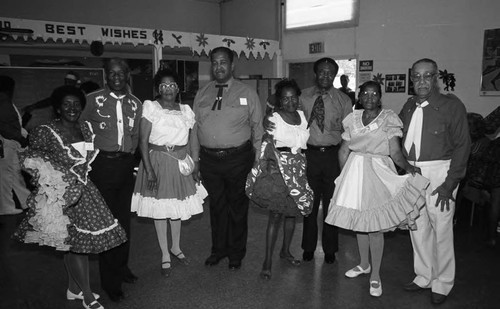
[410,159,456,295]
[0,137,29,212]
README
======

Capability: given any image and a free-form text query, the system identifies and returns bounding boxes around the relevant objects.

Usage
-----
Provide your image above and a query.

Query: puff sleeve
[382,110,403,139]
[341,113,354,141]
[141,100,156,123]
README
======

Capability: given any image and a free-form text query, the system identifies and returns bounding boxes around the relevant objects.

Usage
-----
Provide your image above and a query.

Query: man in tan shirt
[190,47,263,271]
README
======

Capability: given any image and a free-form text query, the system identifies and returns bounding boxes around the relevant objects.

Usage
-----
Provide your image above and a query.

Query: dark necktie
[308,92,326,133]
[212,84,228,111]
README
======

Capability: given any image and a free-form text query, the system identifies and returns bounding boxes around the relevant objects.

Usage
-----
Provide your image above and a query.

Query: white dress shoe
[66,289,100,300]
[83,299,104,309]
[370,280,383,297]
[345,265,371,278]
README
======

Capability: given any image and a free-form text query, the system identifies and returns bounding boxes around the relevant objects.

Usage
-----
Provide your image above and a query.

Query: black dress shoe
[431,292,447,304]
[205,254,224,266]
[105,289,125,302]
[123,273,138,284]
[403,282,426,292]
[228,260,242,271]
[324,253,336,264]
[302,251,314,261]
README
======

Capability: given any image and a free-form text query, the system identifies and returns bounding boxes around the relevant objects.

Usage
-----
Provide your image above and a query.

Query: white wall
[1,0,221,34]
[283,0,500,116]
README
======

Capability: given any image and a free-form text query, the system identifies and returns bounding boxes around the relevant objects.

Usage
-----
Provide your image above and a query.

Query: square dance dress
[131,100,207,220]
[325,109,429,232]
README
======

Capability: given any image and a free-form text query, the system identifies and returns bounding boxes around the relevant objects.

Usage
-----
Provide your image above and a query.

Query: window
[285,0,359,31]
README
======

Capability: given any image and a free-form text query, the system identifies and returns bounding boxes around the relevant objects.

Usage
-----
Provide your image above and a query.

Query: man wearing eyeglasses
[400,58,470,305]
[80,58,142,302]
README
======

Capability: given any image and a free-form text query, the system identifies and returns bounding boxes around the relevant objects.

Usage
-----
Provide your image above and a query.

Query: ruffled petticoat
[131,148,206,220]
[325,152,429,233]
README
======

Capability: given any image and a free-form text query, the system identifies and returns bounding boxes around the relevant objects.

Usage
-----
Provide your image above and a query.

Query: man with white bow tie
[399,58,470,305]
[80,58,142,302]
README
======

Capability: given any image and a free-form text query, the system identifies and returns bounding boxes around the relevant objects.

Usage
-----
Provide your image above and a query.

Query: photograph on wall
[481,28,500,95]
[408,68,416,95]
[385,74,406,93]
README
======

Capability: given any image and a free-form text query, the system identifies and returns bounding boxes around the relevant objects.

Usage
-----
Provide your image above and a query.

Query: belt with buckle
[201,140,252,159]
[306,144,338,152]
[98,150,132,159]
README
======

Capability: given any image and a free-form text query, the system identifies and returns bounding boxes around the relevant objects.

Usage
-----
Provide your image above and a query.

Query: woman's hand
[405,164,421,175]
[146,170,158,192]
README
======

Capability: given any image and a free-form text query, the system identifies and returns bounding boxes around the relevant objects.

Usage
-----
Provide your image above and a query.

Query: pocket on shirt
[426,123,446,135]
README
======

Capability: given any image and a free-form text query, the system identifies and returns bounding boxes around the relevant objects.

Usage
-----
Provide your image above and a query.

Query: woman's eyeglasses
[159,82,178,90]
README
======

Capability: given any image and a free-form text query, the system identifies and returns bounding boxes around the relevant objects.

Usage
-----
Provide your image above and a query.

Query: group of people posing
[2,46,471,309]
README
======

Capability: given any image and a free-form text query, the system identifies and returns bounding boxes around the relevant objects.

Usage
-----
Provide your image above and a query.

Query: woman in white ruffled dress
[325,81,429,297]
[131,69,207,277]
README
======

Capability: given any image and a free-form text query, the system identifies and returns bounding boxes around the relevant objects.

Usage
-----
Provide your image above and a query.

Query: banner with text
[0,17,279,59]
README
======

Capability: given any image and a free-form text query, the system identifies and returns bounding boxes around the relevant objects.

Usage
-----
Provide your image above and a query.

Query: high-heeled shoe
[279,254,301,267]
[259,269,272,280]
[82,299,104,309]
[66,289,100,300]
[170,250,190,265]
[161,261,172,277]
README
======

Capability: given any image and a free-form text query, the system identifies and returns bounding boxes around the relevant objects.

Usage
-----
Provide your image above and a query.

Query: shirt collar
[215,77,234,90]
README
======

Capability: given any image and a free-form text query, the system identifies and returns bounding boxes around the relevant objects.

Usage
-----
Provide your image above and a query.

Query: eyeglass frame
[159,82,179,91]
[280,95,299,104]
[410,72,437,83]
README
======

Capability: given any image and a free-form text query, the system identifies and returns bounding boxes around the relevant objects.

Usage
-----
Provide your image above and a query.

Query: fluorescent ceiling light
[286,0,355,29]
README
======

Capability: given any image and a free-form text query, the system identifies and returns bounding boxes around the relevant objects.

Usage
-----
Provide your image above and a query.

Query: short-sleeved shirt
[268,111,310,154]
[81,88,142,153]
[342,109,402,156]
[191,78,263,160]
[300,86,352,146]
[142,100,195,146]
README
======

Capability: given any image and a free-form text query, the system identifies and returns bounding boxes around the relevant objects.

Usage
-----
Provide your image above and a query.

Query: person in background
[483,106,500,247]
[338,74,356,106]
[325,81,429,297]
[190,46,263,271]
[246,79,313,280]
[13,85,127,309]
[400,58,470,305]
[80,81,101,95]
[80,58,142,302]
[23,71,80,115]
[131,69,206,277]
[0,75,30,215]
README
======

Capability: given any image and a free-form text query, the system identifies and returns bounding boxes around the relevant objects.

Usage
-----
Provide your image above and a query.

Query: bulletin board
[0,66,104,129]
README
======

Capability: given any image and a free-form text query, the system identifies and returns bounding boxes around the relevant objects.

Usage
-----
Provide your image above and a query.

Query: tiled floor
[1,202,499,309]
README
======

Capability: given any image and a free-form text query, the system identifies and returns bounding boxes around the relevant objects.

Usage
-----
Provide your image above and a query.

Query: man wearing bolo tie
[400,58,470,305]
[190,46,263,271]
[80,58,142,302]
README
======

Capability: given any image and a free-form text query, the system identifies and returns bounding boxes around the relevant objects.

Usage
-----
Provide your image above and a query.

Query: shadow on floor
[0,202,499,309]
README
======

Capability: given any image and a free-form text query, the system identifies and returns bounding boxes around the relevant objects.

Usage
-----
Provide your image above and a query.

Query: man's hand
[405,164,421,175]
[192,161,202,184]
[431,184,455,212]
[263,114,276,132]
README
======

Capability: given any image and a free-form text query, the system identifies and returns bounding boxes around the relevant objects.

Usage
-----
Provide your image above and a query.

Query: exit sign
[309,42,324,54]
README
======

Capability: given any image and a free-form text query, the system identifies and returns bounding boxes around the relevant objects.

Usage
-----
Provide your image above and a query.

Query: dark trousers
[89,153,135,293]
[200,146,254,262]
[302,146,340,255]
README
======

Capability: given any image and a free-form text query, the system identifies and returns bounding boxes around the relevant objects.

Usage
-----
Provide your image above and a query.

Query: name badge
[128,118,135,127]
[85,143,94,151]
[368,123,379,131]
[240,98,248,105]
